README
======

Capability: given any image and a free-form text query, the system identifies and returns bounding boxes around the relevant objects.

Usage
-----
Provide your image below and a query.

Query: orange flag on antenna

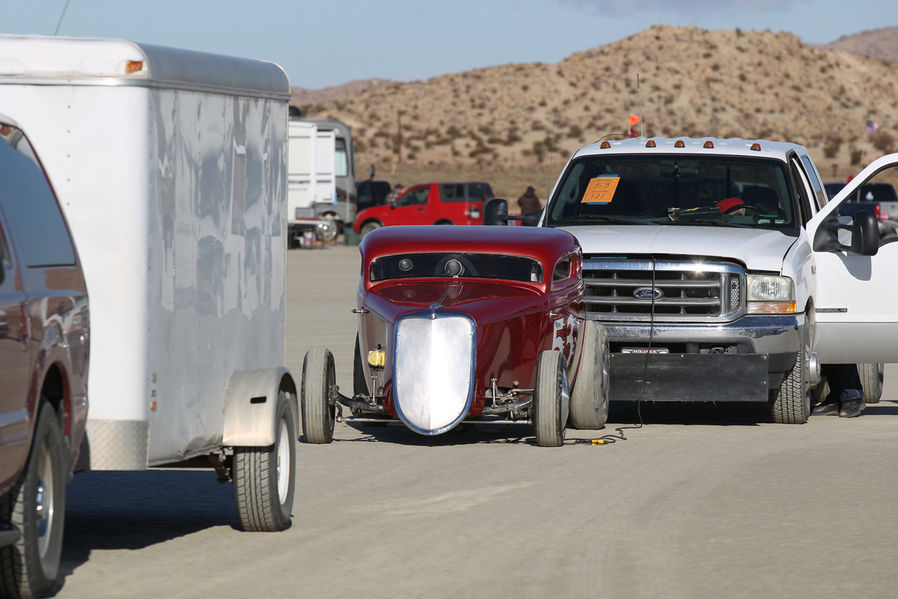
[628,114,640,127]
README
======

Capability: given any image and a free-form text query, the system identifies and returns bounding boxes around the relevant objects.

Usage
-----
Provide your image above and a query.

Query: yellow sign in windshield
[581,176,620,204]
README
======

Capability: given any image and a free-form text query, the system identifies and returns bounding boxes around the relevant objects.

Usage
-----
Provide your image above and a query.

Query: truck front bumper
[603,314,803,402]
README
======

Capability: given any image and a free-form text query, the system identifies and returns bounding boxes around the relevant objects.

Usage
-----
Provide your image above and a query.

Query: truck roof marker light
[750,143,762,151]
[703,140,714,149]
[125,60,144,74]
[645,139,656,148]
[674,140,685,148]
[600,141,611,149]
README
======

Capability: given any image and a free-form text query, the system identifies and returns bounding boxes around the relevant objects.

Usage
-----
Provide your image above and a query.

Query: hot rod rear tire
[569,320,610,430]
[301,347,336,443]
[534,350,569,447]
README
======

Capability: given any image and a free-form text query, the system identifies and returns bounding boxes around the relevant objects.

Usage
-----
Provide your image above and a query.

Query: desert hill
[826,27,898,63]
[289,78,392,109]
[298,25,898,197]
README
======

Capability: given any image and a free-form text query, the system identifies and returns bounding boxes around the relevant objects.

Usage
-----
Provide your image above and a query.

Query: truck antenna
[54,0,71,35]
[637,72,645,139]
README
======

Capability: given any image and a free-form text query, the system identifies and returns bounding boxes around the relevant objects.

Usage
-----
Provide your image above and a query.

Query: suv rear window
[0,123,75,267]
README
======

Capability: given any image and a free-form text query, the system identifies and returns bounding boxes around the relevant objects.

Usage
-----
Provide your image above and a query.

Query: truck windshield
[334,138,349,178]
[545,155,796,232]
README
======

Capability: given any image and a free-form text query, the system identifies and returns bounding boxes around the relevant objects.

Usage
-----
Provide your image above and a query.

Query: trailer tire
[770,326,810,424]
[0,400,66,599]
[860,363,884,404]
[233,390,295,532]
[534,350,569,447]
[360,221,381,239]
[301,347,336,444]
[569,321,610,430]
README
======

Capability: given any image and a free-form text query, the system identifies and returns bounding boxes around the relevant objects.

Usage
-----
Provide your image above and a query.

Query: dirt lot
[55,245,898,599]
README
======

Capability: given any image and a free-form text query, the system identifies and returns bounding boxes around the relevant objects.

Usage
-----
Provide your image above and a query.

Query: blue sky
[5,0,897,89]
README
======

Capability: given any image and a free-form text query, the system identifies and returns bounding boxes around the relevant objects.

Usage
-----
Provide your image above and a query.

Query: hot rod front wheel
[569,320,610,430]
[534,350,570,447]
[301,347,336,443]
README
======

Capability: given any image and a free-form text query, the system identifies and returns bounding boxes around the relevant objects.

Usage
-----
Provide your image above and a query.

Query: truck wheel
[770,331,810,424]
[360,221,381,239]
[0,400,66,598]
[534,350,569,447]
[569,321,610,430]
[233,390,295,532]
[301,347,336,444]
[860,363,884,404]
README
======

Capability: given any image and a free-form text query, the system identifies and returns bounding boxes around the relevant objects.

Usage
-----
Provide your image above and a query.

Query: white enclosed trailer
[0,35,298,531]
[287,119,338,244]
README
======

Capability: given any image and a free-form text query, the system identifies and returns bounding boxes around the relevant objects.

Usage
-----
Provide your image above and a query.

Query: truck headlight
[746,275,796,314]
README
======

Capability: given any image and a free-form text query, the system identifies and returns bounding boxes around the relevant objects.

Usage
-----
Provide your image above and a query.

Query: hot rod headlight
[746,275,796,314]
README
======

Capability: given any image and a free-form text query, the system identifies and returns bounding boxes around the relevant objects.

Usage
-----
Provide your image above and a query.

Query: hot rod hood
[559,225,798,273]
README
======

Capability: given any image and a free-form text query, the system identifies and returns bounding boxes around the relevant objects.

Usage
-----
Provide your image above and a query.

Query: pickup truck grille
[582,257,745,322]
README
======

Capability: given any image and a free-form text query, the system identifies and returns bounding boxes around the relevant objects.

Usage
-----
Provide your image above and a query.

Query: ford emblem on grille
[633,287,663,300]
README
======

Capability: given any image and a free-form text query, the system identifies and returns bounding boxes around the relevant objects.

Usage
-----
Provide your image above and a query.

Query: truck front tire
[770,328,810,424]
[569,321,610,430]
[360,221,381,239]
[0,400,66,599]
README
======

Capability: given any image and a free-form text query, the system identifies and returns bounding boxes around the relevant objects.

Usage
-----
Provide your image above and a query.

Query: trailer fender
[222,367,298,447]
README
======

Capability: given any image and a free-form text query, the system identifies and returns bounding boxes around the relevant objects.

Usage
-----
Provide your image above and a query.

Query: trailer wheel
[534,350,569,447]
[232,390,295,532]
[569,321,610,430]
[770,325,810,424]
[0,400,66,598]
[859,363,883,404]
[301,347,336,444]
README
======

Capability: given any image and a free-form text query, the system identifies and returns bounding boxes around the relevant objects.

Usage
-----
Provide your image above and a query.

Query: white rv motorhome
[0,35,299,536]
[287,119,338,244]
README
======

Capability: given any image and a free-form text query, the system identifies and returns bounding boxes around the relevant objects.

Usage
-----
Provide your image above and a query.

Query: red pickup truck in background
[353,182,493,238]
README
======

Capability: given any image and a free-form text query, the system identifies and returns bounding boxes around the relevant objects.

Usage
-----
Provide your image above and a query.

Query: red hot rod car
[301,225,610,447]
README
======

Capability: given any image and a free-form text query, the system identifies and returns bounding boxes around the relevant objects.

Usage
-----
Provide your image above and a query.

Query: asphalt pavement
[55,244,898,599]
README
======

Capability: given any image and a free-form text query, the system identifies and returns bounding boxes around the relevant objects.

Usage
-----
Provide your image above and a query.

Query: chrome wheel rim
[276,419,290,503]
[35,441,54,558]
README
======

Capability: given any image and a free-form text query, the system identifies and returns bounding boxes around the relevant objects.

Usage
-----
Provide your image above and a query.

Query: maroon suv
[0,115,89,597]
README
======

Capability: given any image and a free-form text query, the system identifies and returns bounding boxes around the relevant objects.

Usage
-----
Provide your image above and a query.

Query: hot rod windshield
[545,155,798,232]
[369,253,543,283]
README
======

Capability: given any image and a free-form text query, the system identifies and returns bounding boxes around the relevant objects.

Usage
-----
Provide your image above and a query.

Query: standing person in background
[517,186,541,215]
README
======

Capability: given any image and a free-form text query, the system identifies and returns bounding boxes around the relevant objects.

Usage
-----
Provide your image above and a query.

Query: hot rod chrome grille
[581,257,744,323]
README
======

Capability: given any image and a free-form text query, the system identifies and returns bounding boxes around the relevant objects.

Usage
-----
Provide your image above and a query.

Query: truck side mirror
[483,198,509,226]
[520,209,543,227]
[852,211,879,255]
[813,211,879,256]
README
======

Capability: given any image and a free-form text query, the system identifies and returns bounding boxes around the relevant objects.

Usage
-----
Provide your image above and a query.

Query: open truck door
[808,153,898,363]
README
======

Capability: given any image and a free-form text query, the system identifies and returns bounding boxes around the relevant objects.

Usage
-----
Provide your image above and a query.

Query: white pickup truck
[488,137,898,423]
